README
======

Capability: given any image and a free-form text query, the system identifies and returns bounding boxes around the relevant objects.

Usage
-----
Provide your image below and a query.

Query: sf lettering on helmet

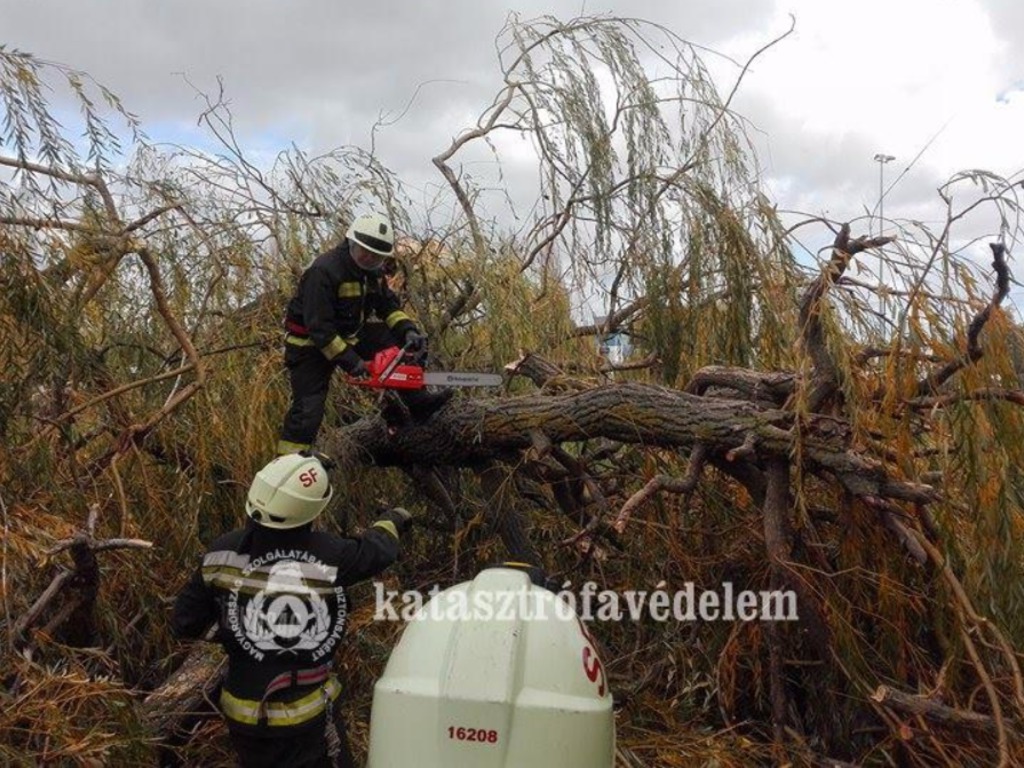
[246,454,333,529]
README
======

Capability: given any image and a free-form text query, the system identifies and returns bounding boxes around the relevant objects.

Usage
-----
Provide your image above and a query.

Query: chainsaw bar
[351,345,504,390]
[424,371,504,388]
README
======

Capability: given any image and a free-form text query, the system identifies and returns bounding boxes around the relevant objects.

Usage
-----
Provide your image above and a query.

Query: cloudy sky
[4,0,1022,268]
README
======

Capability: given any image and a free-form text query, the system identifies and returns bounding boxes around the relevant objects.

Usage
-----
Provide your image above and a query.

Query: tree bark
[142,643,226,740]
[871,685,1018,737]
[323,382,934,506]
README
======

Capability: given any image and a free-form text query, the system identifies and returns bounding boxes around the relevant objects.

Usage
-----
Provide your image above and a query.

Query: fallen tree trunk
[324,381,934,506]
[142,642,226,741]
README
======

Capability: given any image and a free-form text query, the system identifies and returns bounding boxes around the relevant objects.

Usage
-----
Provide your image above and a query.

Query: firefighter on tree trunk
[277,212,451,455]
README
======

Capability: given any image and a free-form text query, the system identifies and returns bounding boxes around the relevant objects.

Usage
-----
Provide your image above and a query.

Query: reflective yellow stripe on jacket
[220,676,341,727]
[277,439,312,454]
[286,333,350,360]
[337,281,362,298]
[372,520,399,540]
[321,336,349,360]
[384,310,411,329]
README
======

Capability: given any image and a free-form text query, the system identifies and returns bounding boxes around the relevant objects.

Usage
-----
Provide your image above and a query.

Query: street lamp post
[873,153,895,322]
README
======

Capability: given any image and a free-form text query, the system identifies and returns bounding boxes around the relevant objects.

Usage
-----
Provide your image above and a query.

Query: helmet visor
[350,228,393,255]
[351,243,386,272]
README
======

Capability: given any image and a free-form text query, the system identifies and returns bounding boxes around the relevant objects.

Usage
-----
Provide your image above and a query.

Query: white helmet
[246,454,333,529]
[347,213,394,271]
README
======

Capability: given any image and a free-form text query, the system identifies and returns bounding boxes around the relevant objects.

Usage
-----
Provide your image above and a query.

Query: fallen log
[142,642,226,741]
[871,684,1017,737]
[323,381,935,507]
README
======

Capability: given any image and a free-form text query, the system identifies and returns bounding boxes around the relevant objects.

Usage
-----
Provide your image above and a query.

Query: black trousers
[278,323,397,452]
[229,708,355,768]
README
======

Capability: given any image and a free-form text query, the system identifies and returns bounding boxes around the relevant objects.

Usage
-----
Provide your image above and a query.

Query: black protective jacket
[284,240,417,361]
[172,519,400,733]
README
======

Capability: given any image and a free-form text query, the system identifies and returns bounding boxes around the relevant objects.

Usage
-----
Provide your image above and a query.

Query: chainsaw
[350,345,503,391]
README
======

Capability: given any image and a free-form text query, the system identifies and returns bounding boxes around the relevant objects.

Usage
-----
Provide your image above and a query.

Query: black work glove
[377,506,414,536]
[335,347,368,378]
[403,329,428,365]
[298,449,337,471]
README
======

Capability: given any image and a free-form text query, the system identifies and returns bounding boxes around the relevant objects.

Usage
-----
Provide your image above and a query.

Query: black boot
[398,388,454,421]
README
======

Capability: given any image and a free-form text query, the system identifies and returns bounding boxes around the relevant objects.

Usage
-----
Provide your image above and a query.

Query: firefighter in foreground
[277,212,451,455]
[172,453,412,767]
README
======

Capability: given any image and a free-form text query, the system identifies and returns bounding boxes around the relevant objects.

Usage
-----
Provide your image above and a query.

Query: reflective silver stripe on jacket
[201,550,339,593]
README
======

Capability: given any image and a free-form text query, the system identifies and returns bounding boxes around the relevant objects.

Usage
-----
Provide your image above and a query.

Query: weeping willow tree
[427,15,801,370]
[2,15,1024,768]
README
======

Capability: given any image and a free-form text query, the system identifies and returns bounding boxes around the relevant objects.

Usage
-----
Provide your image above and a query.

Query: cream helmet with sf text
[245,453,333,529]
[347,212,395,272]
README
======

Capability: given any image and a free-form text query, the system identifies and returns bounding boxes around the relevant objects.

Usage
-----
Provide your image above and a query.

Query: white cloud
[2,0,1019,246]
[725,0,1020,220]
